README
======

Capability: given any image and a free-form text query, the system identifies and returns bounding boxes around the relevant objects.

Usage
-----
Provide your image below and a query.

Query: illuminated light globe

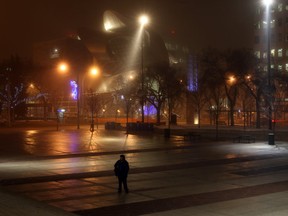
[139,15,149,26]
[58,63,68,73]
[90,67,98,75]
[262,0,273,6]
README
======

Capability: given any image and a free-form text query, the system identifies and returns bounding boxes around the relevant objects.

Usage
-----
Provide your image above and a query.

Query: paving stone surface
[0,125,288,215]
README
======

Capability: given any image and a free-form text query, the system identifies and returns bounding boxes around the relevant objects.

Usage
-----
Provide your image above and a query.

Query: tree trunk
[230,105,234,126]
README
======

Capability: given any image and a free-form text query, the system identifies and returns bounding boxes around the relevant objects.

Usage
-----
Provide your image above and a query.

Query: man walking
[114,154,129,193]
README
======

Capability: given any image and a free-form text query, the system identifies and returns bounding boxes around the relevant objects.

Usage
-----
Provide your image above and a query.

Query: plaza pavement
[0,123,288,215]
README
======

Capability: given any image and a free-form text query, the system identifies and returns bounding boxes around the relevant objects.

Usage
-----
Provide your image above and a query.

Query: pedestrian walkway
[0,126,288,215]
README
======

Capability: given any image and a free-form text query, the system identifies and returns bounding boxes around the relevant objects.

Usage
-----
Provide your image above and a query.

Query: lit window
[286,5,288,10]
[285,63,288,71]
[255,22,261,29]
[271,64,275,69]
[278,49,283,57]
[263,21,267,29]
[278,65,283,71]
[271,19,275,28]
[263,52,267,59]
[278,3,283,12]
[255,51,261,59]
[271,49,275,56]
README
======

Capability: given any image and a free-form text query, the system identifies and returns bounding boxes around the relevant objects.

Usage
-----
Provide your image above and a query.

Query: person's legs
[123,177,128,193]
[118,177,122,192]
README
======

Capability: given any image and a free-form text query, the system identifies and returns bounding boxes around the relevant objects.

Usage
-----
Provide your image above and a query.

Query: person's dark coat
[114,159,129,178]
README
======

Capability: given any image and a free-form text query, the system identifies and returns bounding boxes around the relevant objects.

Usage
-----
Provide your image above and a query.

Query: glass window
[271,49,275,56]
[278,48,283,57]
[278,18,283,27]
[255,51,260,59]
[255,22,261,29]
[279,33,283,42]
[254,36,260,44]
[278,3,283,12]
[263,52,267,59]
[278,65,283,71]
[271,19,275,28]
[263,21,267,29]
[286,63,288,71]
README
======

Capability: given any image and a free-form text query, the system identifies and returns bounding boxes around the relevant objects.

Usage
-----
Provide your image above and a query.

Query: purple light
[144,104,157,115]
[70,80,78,100]
[187,55,198,92]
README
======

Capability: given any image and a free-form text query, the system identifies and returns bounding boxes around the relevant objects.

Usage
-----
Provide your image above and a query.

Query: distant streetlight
[89,66,99,76]
[58,62,69,73]
[138,14,149,123]
[228,76,236,84]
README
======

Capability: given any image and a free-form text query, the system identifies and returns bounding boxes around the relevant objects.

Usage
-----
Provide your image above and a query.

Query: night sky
[1,0,257,60]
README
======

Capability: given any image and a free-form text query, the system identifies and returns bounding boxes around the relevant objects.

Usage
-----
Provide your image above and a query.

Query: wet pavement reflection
[1,125,288,215]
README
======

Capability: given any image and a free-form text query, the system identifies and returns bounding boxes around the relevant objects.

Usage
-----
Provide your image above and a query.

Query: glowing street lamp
[138,14,149,123]
[57,62,81,129]
[139,15,149,26]
[89,66,99,76]
[263,0,274,144]
[58,62,68,73]
[263,0,273,6]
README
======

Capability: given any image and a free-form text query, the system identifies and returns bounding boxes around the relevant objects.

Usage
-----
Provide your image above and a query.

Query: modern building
[254,0,288,72]
[254,0,288,125]
[31,10,196,124]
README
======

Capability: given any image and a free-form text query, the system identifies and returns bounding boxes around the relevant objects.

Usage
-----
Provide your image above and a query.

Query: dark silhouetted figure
[114,154,129,193]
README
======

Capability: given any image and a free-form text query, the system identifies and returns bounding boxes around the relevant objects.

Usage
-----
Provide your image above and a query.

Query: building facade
[31,10,195,124]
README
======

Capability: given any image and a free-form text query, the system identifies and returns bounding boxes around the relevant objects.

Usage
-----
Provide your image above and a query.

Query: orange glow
[89,67,99,76]
[58,62,68,73]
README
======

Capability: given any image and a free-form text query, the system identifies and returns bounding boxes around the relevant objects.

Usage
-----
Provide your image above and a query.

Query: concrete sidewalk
[0,187,76,216]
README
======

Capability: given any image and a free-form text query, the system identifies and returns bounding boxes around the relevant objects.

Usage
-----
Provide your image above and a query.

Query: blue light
[187,55,198,92]
[70,80,78,100]
[144,104,157,115]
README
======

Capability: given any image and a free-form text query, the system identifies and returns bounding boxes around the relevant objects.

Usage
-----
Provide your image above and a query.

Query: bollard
[268,133,275,145]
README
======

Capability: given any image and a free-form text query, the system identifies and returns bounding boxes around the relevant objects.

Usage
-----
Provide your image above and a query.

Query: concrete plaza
[0,123,288,215]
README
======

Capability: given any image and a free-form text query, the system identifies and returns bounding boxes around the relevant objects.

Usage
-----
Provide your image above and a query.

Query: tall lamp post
[58,62,80,129]
[263,0,274,144]
[139,14,149,123]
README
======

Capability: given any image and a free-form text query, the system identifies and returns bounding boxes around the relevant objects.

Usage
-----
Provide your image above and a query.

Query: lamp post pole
[263,0,274,144]
[266,2,272,130]
[141,30,145,123]
[77,71,80,129]
[139,15,149,123]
